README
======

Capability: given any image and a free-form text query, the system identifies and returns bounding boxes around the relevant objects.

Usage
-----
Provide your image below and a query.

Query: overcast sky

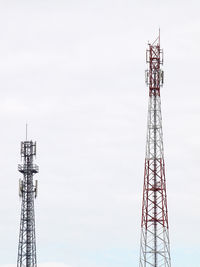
[0,0,200,266]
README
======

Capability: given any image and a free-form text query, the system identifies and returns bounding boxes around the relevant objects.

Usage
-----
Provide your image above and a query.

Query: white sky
[0,0,200,266]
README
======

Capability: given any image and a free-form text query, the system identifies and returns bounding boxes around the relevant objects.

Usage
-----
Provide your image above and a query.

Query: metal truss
[17,141,39,267]
[139,34,171,267]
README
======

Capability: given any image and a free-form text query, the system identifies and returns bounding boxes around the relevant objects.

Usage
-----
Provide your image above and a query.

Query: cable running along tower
[139,34,171,267]
[17,140,39,267]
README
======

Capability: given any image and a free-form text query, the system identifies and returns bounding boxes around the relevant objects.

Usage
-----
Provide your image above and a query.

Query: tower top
[18,141,38,174]
[145,32,164,96]
[20,141,37,158]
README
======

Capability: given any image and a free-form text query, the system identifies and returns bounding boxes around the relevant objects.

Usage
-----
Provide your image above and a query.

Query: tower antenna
[140,34,171,267]
[17,137,39,266]
[26,123,28,141]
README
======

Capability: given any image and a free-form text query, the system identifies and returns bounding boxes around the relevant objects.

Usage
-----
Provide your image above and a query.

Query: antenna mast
[139,33,171,267]
[17,139,39,267]
[26,123,28,141]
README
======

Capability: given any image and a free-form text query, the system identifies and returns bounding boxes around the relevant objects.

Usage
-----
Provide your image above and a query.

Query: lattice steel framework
[17,141,39,267]
[139,34,171,267]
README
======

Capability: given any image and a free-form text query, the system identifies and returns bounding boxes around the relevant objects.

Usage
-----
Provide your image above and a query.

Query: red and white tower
[139,34,171,267]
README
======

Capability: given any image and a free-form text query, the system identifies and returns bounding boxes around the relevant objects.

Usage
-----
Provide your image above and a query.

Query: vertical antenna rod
[17,139,39,267]
[26,123,28,141]
[139,33,171,267]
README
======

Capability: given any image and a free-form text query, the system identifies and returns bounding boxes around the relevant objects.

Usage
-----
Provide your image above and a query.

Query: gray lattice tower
[139,34,171,267]
[17,141,39,267]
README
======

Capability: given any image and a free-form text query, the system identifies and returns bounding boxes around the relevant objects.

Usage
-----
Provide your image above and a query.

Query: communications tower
[139,34,171,267]
[17,140,39,267]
